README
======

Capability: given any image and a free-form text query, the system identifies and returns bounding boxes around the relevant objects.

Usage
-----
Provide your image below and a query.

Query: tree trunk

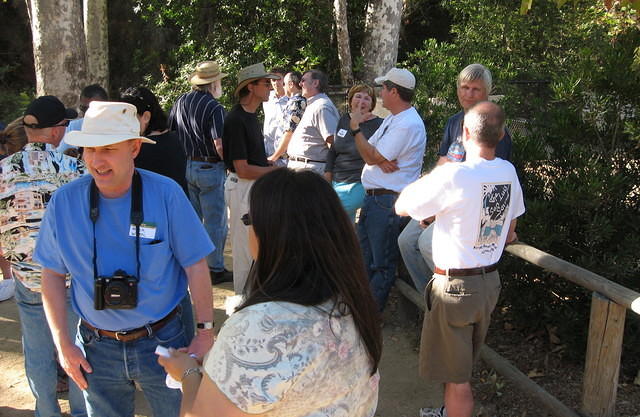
[333,0,354,85]
[361,0,403,83]
[84,0,109,91]
[25,0,88,107]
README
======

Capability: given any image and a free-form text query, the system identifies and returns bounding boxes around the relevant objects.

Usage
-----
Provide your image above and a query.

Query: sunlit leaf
[520,0,533,15]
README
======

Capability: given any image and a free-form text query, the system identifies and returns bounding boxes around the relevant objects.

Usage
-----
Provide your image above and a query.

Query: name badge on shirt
[337,128,348,138]
[129,222,157,239]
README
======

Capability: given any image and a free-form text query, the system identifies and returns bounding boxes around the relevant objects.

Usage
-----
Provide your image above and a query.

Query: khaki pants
[419,270,501,383]
[224,173,254,294]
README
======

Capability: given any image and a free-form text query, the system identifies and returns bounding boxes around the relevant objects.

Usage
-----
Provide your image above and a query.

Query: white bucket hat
[374,67,416,90]
[64,101,155,147]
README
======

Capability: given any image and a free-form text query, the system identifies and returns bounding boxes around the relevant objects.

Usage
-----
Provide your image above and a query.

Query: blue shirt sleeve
[210,105,225,140]
[438,115,457,156]
[495,128,513,161]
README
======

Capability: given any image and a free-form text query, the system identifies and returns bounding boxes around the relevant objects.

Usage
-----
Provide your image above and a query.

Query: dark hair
[237,79,261,101]
[286,71,302,86]
[382,80,414,102]
[81,84,108,100]
[120,87,168,135]
[239,169,382,374]
[303,69,329,93]
[269,67,287,75]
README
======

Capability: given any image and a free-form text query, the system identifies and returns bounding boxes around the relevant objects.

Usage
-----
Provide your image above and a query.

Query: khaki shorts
[419,270,501,383]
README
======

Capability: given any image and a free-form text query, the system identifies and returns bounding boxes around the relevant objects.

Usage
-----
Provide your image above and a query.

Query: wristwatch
[196,321,214,330]
[350,127,361,136]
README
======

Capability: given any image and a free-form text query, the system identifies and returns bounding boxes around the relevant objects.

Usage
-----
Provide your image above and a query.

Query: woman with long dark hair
[159,168,382,417]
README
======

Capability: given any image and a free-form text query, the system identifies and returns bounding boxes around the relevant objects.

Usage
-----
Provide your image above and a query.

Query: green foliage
[405,0,640,363]
[0,62,34,124]
[129,0,371,105]
[0,87,33,125]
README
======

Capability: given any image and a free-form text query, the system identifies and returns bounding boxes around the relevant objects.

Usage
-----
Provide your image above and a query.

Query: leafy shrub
[404,0,640,365]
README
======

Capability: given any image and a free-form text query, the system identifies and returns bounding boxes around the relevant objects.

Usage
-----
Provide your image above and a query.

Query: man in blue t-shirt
[34,102,215,417]
[398,64,513,294]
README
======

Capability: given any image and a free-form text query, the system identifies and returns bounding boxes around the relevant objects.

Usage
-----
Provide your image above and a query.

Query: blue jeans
[333,181,365,223]
[357,193,401,311]
[76,311,188,417]
[397,219,435,293]
[186,160,228,272]
[14,280,87,417]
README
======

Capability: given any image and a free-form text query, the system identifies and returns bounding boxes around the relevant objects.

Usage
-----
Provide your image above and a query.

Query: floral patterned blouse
[203,300,379,417]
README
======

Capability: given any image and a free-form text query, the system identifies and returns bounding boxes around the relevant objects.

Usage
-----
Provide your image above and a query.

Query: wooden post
[581,292,626,417]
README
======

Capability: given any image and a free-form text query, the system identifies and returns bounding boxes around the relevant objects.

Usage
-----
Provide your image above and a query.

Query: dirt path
[0,284,441,417]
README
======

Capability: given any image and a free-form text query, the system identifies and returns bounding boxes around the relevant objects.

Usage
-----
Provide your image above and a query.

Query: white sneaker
[419,406,447,417]
[0,278,15,302]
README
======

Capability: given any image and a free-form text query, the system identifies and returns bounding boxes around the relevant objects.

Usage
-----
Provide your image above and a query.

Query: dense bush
[404,0,640,365]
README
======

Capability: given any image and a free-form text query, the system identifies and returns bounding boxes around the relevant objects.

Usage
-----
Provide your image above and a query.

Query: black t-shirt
[134,130,188,194]
[222,104,269,172]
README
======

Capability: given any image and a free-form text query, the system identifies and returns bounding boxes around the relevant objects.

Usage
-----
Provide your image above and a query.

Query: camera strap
[89,170,144,282]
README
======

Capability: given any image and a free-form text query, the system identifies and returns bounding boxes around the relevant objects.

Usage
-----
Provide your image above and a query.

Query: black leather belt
[189,155,221,163]
[81,307,179,342]
[365,188,398,196]
[289,155,326,163]
[433,263,498,277]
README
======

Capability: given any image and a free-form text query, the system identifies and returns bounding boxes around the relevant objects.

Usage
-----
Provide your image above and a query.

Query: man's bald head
[463,101,505,149]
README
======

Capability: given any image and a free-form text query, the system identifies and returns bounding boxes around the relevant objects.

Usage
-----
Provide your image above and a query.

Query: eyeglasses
[22,119,70,129]
[241,213,252,226]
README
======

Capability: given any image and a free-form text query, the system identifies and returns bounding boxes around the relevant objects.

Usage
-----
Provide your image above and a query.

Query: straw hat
[64,102,155,147]
[234,63,280,96]
[189,61,227,86]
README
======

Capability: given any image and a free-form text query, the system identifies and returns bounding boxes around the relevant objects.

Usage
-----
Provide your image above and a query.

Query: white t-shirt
[361,106,426,192]
[395,157,525,268]
[204,301,379,417]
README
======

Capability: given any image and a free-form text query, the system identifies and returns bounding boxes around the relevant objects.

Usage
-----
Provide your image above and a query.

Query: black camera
[94,269,138,310]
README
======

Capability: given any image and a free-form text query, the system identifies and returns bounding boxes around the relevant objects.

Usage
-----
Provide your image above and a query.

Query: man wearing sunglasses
[1,96,87,417]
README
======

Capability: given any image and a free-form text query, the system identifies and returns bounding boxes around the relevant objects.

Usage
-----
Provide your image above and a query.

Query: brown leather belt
[366,188,398,196]
[81,307,179,342]
[289,155,326,164]
[189,155,221,163]
[433,263,498,277]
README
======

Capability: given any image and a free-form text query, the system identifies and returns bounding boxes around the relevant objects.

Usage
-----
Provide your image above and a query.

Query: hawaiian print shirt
[0,142,85,290]
[204,301,379,417]
[281,93,307,133]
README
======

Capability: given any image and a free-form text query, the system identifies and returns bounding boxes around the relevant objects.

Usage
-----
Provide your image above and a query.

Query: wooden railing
[395,241,640,417]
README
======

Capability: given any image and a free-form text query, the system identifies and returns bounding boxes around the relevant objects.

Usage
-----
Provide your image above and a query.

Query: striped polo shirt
[168,90,225,160]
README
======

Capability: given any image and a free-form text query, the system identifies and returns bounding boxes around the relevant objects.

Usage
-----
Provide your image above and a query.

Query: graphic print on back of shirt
[475,182,511,254]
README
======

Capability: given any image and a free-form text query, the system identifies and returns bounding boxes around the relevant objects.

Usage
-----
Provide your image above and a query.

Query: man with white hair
[169,60,231,284]
[35,101,215,417]
[396,101,524,417]
[398,64,513,294]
